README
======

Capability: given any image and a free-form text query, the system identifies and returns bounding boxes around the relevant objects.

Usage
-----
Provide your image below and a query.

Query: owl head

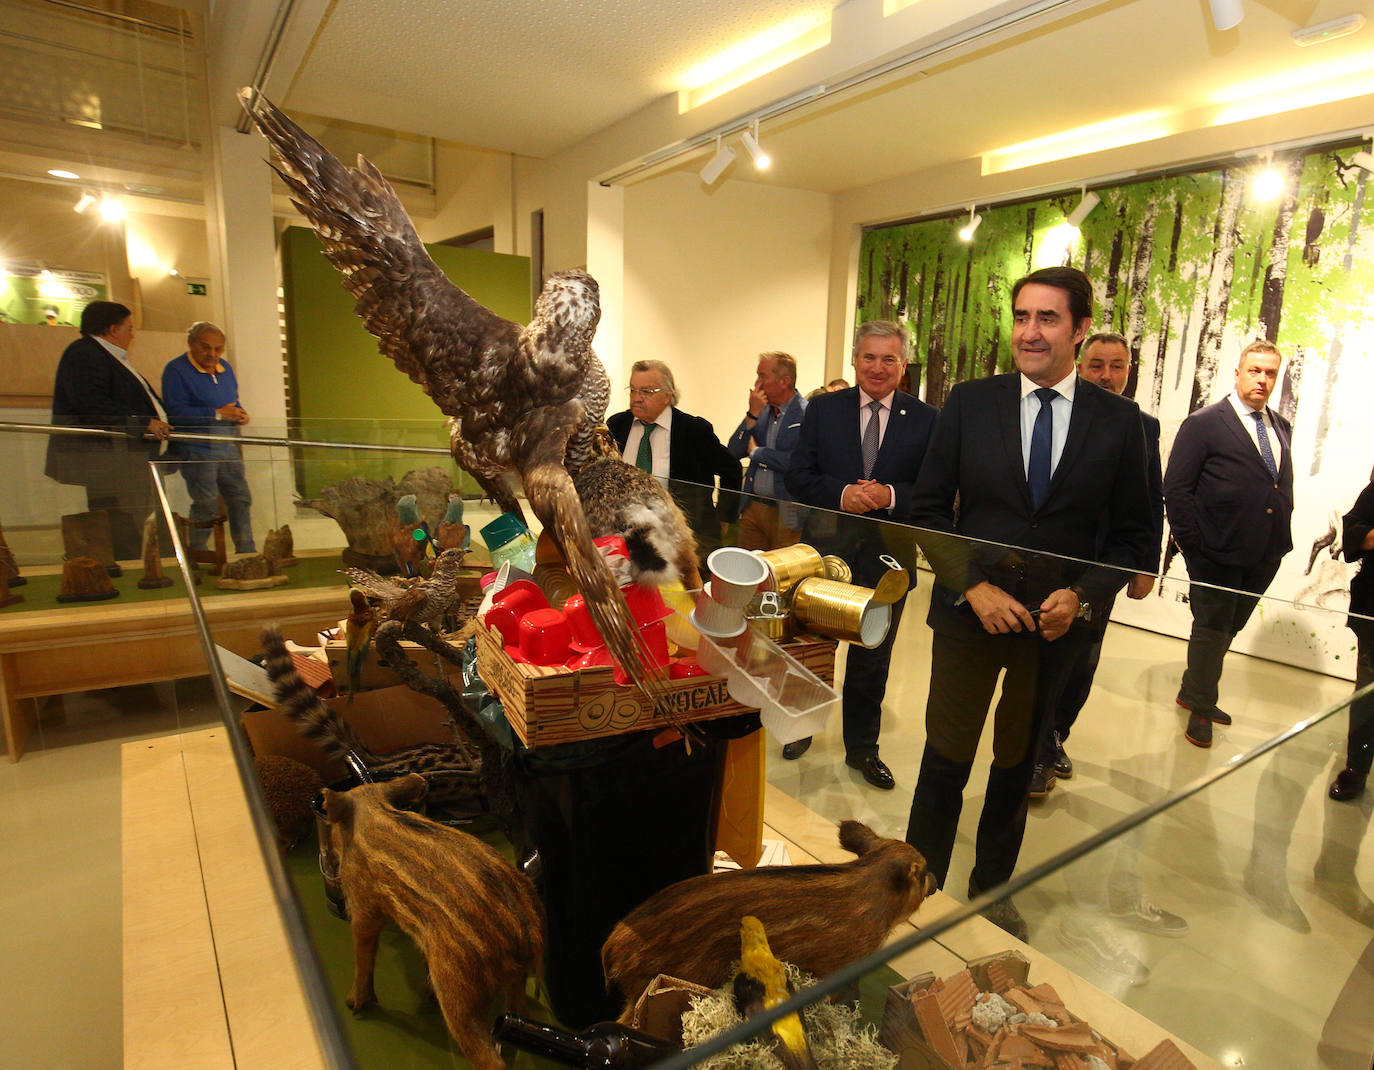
[534,270,601,339]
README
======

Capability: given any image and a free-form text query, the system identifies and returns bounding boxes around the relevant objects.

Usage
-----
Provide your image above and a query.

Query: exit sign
[186,282,208,296]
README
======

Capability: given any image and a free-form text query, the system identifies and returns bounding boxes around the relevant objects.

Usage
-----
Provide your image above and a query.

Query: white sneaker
[1107,895,1190,938]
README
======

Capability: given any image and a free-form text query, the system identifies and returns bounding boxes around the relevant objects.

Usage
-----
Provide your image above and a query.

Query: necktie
[1251,410,1278,479]
[635,421,654,472]
[862,399,882,479]
[1028,387,1057,509]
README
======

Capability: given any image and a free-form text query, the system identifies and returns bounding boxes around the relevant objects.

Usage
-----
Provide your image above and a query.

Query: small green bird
[732,916,818,1070]
[343,588,375,701]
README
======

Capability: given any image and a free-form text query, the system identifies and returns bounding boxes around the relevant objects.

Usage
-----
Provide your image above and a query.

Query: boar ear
[322,788,354,826]
[382,772,428,808]
[838,820,879,857]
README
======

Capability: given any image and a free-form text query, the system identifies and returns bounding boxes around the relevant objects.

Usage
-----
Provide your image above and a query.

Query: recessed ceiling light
[47,168,79,180]
[1293,14,1365,47]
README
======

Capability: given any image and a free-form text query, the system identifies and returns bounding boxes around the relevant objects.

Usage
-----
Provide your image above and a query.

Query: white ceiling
[4,0,1374,206]
[263,0,1374,195]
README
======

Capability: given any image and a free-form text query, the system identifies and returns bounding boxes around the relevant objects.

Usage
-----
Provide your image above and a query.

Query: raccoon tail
[260,626,375,765]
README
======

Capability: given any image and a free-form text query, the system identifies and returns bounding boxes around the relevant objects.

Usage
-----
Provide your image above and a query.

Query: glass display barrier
[115,443,1370,1070]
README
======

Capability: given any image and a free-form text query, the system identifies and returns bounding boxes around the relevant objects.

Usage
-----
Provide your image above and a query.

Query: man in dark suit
[607,359,741,566]
[904,267,1155,940]
[727,352,807,551]
[1033,332,1165,796]
[45,300,173,560]
[1164,339,1294,747]
[785,320,937,788]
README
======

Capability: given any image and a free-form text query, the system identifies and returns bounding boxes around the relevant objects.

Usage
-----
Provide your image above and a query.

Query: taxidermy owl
[238,88,687,723]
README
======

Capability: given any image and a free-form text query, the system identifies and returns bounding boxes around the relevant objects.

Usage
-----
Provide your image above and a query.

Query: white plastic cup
[704,547,769,609]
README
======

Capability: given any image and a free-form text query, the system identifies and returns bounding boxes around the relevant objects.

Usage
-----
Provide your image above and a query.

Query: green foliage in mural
[857,142,1374,458]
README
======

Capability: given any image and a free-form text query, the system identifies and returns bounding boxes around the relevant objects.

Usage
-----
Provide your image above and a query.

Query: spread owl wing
[238,87,520,418]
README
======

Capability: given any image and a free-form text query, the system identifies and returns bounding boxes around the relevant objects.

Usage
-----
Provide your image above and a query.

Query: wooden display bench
[0,583,346,761]
[123,728,328,1070]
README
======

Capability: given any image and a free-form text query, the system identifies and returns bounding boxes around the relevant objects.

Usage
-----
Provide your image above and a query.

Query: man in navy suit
[1164,340,1294,747]
[904,267,1155,940]
[785,321,938,788]
[1033,332,1165,796]
[727,352,806,551]
[46,300,174,559]
[606,359,741,566]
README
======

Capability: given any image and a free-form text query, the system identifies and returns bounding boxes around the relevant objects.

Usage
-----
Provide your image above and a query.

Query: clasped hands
[965,581,1078,641]
[216,403,250,425]
[840,480,892,513]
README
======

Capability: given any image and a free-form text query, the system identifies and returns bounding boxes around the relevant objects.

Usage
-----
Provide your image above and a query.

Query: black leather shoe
[969,879,1029,942]
[1184,712,1213,748]
[781,737,812,760]
[845,753,895,790]
[1052,732,1073,779]
[1330,767,1368,801]
[1178,695,1231,725]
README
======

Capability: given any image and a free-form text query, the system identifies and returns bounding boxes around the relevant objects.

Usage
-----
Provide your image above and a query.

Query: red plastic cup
[483,579,549,643]
[507,607,572,666]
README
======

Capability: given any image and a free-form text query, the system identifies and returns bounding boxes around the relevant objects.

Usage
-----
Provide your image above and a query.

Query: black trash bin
[506,715,758,1027]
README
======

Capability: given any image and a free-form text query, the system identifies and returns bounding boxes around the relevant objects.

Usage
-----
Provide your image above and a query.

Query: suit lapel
[1220,402,1274,478]
[1048,380,1093,503]
[996,376,1034,511]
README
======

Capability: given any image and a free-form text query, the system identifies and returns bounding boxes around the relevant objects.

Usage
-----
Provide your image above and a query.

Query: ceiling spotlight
[700,136,736,186]
[73,192,96,214]
[741,122,771,170]
[958,206,982,242]
[167,267,180,277]
[1208,0,1243,32]
[1292,14,1365,46]
[1066,189,1101,228]
[98,196,126,222]
[48,168,79,180]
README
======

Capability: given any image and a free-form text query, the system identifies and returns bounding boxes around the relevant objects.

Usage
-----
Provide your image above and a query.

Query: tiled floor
[767,581,1374,1070]
[3,580,1371,1069]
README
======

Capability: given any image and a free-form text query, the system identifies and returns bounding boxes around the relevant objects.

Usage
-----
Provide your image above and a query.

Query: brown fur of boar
[601,820,937,1016]
[323,773,544,1070]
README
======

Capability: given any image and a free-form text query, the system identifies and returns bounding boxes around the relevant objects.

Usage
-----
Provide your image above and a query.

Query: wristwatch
[1068,584,1092,622]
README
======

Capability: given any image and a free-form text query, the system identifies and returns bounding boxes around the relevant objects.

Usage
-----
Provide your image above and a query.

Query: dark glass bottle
[492,1013,677,1069]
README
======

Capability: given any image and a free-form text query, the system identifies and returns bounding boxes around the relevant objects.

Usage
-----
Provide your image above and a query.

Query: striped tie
[862,400,882,479]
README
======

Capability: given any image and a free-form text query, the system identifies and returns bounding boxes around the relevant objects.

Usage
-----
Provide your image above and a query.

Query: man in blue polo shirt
[162,321,255,553]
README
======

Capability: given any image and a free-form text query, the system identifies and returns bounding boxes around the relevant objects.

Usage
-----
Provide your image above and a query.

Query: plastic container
[480,512,538,573]
[694,625,838,745]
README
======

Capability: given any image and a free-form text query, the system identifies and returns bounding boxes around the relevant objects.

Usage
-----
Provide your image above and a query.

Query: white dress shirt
[1227,391,1283,473]
[623,406,672,479]
[1018,369,1076,479]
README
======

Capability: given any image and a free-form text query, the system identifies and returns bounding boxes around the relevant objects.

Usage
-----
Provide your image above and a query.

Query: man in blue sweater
[162,321,255,553]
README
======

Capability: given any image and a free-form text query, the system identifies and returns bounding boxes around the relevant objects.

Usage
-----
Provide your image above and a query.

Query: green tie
[635,421,654,471]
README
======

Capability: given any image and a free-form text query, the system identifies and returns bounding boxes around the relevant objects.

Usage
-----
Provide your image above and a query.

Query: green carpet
[283,827,903,1067]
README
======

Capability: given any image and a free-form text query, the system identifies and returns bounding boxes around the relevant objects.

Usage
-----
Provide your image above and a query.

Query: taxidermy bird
[344,588,375,701]
[239,87,684,724]
[435,492,470,553]
[733,916,818,1070]
[392,494,431,577]
[345,547,473,629]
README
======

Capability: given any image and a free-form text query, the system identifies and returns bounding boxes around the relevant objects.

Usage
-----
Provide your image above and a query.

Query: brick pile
[897,961,1197,1069]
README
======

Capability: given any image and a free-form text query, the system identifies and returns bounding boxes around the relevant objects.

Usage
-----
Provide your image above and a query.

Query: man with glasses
[607,359,740,564]
[728,352,806,551]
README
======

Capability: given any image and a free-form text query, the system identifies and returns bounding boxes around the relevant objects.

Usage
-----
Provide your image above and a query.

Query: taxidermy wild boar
[602,820,937,1017]
[321,773,543,1070]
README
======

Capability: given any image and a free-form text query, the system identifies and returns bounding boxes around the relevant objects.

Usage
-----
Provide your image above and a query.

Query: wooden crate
[473,623,837,748]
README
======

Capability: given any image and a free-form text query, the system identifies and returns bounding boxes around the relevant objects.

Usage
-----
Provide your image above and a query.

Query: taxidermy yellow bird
[343,588,375,701]
[239,87,689,732]
[733,915,818,1070]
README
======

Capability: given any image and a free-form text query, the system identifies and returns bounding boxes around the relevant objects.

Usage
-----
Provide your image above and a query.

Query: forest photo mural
[857,139,1374,679]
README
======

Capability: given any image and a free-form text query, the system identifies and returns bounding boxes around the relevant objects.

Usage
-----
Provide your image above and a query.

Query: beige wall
[418,143,518,254]
[621,171,833,436]
[124,206,215,335]
[0,177,132,306]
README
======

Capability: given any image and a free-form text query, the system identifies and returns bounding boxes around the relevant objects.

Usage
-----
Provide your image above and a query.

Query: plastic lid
[480,512,530,549]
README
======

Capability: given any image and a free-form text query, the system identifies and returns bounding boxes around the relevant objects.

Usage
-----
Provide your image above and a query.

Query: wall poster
[858,141,1374,680]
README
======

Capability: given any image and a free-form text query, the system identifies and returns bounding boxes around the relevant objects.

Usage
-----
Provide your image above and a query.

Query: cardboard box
[240,682,458,782]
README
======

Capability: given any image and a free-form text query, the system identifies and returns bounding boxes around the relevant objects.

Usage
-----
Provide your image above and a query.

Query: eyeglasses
[627,387,664,399]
